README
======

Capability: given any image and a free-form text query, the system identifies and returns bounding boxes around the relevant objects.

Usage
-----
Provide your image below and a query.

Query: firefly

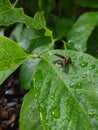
[53,53,71,72]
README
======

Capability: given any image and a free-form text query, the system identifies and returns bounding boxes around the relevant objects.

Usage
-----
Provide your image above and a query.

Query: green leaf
[0,2,46,30]
[20,89,44,130]
[10,24,52,53]
[20,58,40,89]
[32,12,46,29]
[0,6,32,27]
[76,0,98,8]
[0,64,22,85]
[10,24,43,52]
[0,36,28,83]
[67,12,98,52]
[20,50,98,130]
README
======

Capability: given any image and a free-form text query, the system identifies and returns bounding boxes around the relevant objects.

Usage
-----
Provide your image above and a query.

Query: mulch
[0,69,28,130]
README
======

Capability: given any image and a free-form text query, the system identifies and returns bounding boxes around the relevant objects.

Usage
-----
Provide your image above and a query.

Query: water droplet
[89,64,96,70]
[52,107,60,118]
[48,52,52,56]
[50,95,54,100]
[77,82,82,89]
[82,73,88,78]
[88,111,96,118]
[79,56,83,60]
[80,61,88,67]
[70,82,75,87]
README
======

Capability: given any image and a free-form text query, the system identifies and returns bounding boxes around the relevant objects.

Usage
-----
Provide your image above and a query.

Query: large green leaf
[20,50,98,130]
[0,36,28,84]
[67,12,98,52]
[76,0,98,8]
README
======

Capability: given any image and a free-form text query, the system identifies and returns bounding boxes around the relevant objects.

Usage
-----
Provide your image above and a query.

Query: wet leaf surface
[20,50,98,130]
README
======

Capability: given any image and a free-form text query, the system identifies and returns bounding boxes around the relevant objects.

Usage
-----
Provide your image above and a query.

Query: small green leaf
[67,12,98,52]
[20,50,98,130]
[76,0,98,8]
[0,36,28,84]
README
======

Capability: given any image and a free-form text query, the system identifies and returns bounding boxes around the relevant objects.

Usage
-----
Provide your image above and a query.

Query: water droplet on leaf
[82,73,88,78]
[89,64,96,70]
[48,52,52,56]
[88,111,96,118]
[70,82,75,87]
[77,82,82,89]
[80,61,88,67]
[79,56,83,60]
[52,107,60,118]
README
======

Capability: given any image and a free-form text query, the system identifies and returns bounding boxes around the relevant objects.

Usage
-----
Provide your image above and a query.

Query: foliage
[0,0,98,130]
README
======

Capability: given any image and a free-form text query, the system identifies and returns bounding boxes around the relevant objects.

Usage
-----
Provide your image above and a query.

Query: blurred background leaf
[76,0,98,8]
[67,12,98,52]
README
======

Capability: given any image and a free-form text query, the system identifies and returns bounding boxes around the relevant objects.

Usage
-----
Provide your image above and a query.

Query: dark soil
[0,69,28,130]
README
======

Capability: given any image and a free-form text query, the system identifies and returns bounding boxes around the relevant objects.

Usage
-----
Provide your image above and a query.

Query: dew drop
[80,61,88,67]
[82,73,88,78]
[77,82,82,89]
[70,82,75,87]
[89,64,96,70]
[52,107,60,118]
[34,93,37,98]
[88,111,96,118]
[79,56,83,60]
[48,52,52,56]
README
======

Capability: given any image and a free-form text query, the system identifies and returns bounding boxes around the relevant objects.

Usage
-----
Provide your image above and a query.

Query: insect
[53,53,71,72]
